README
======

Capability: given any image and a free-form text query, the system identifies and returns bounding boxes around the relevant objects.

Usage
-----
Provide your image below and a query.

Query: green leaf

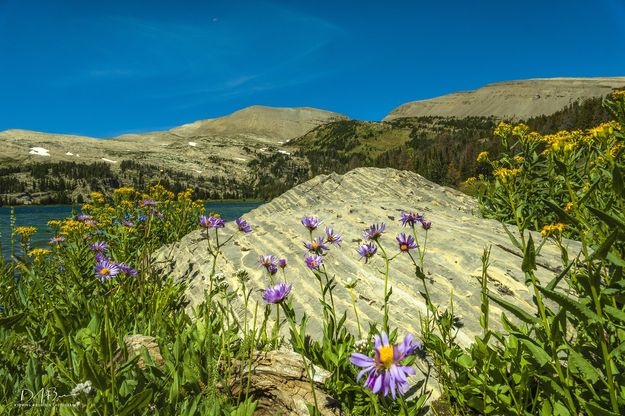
[587,206,625,230]
[522,234,537,272]
[546,260,575,291]
[488,293,539,324]
[537,285,600,323]
[82,353,107,391]
[606,251,625,267]
[543,199,580,227]
[590,230,619,261]
[0,311,27,328]
[583,400,619,416]
[609,340,625,358]
[118,388,153,416]
[612,164,625,198]
[567,349,600,384]
[604,305,625,323]
[502,224,523,251]
[515,333,551,367]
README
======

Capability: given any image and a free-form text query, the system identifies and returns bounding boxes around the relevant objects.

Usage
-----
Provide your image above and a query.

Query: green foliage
[426,91,625,414]
[0,185,262,414]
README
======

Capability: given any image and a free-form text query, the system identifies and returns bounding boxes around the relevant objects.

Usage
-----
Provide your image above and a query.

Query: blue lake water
[0,201,263,259]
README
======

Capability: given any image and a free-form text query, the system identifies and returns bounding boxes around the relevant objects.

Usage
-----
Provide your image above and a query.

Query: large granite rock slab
[155,167,576,348]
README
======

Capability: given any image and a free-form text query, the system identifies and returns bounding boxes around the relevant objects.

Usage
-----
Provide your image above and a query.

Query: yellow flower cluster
[191,200,205,210]
[512,123,529,136]
[494,122,513,138]
[564,202,574,213]
[609,143,624,158]
[542,130,578,154]
[90,192,105,204]
[611,90,625,98]
[81,203,94,212]
[464,176,478,186]
[177,188,194,201]
[541,223,566,237]
[117,200,134,211]
[114,187,136,196]
[47,220,62,228]
[588,122,618,140]
[60,219,92,235]
[513,155,525,163]
[15,226,38,238]
[476,151,489,163]
[28,248,52,257]
[493,167,520,181]
[149,184,175,200]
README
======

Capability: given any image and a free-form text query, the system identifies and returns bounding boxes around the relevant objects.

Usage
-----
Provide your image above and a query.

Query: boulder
[155,167,579,401]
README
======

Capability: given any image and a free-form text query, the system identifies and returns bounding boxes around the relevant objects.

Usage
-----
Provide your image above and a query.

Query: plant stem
[377,242,391,334]
[349,287,362,339]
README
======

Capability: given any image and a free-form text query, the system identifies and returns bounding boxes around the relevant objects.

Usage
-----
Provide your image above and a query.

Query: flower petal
[350,353,374,368]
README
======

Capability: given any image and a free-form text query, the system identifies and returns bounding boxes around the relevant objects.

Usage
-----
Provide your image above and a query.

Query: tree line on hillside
[296,95,613,187]
[0,152,311,205]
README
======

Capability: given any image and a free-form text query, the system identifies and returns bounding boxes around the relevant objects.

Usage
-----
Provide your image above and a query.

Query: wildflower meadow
[1,90,625,415]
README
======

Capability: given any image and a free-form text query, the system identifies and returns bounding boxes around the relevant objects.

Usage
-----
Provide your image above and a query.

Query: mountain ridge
[385,76,625,121]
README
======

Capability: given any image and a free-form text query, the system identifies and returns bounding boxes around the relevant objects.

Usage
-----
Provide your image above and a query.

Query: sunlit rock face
[156,167,576,347]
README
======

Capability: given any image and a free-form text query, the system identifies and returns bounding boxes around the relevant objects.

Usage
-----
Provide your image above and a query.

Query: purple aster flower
[267,264,278,275]
[84,220,98,227]
[49,236,65,245]
[349,331,421,399]
[94,260,120,282]
[235,217,252,233]
[118,262,138,277]
[77,214,92,221]
[305,254,323,270]
[362,223,386,241]
[278,258,287,269]
[259,255,277,270]
[324,227,342,246]
[262,282,292,304]
[303,236,329,254]
[95,252,106,262]
[89,241,108,252]
[357,242,377,263]
[137,215,148,222]
[301,216,321,231]
[421,220,432,230]
[141,199,157,207]
[199,215,225,229]
[122,220,134,227]
[399,211,423,227]
[396,233,418,253]
[155,211,164,219]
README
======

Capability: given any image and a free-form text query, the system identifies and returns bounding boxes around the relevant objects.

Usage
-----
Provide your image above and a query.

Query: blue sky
[1,0,624,137]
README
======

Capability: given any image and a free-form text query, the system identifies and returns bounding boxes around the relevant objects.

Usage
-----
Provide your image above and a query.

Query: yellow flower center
[100,268,110,276]
[400,244,408,251]
[310,260,317,268]
[378,345,394,369]
[312,241,319,248]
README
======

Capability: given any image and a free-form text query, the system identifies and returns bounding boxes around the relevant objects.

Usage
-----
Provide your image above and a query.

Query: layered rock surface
[385,76,625,121]
[155,167,576,348]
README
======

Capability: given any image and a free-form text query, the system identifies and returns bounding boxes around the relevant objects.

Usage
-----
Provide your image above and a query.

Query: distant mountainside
[1,76,622,205]
[0,106,347,204]
[385,77,625,121]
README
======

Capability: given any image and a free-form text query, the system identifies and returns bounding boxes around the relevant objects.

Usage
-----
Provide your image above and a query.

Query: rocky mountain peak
[170,105,349,141]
